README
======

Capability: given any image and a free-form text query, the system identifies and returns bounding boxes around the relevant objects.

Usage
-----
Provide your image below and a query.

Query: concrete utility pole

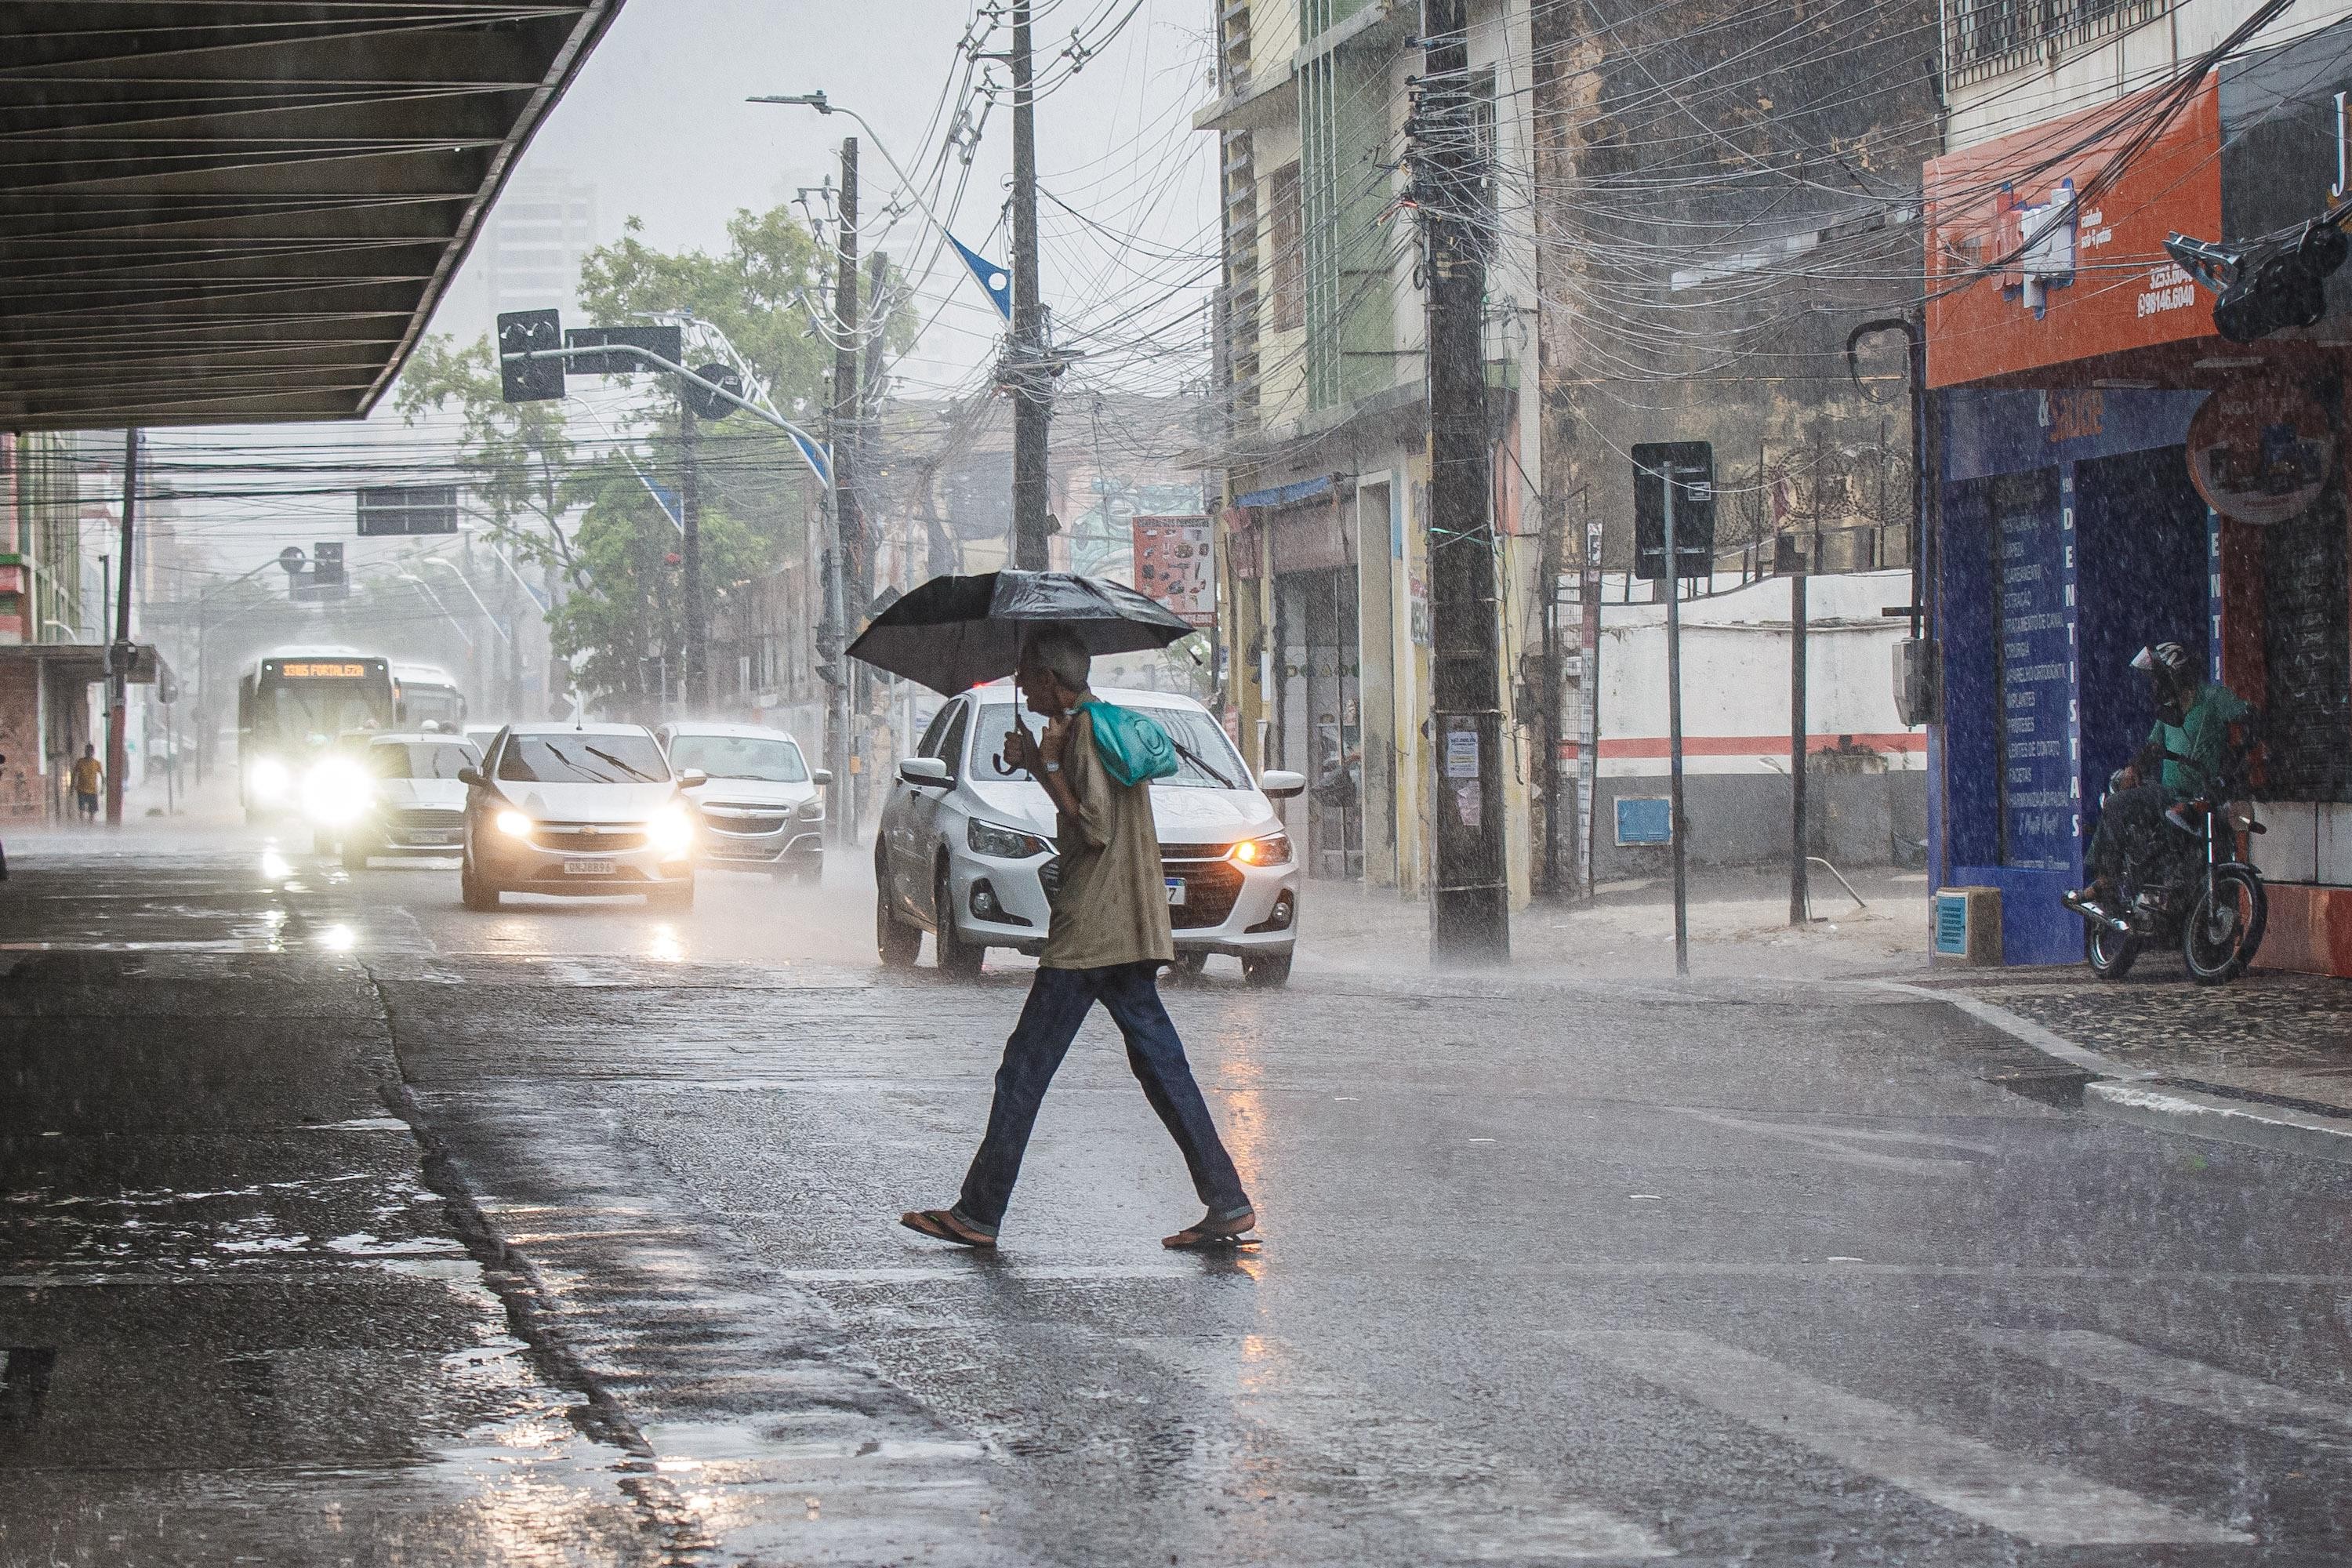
[1663,477,1689,976]
[1415,0,1510,963]
[1008,0,1052,571]
[826,136,861,836]
[678,395,703,712]
[107,429,136,826]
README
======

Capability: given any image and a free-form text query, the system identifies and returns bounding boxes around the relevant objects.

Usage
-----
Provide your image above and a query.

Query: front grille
[534,826,648,852]
[386,807,462,842]
[704,811,789,837]
[1160,841,1236,862]
[1167,861,1243,929]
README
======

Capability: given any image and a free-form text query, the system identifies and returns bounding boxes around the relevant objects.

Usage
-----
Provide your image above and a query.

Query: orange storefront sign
[1926,80,2223,388]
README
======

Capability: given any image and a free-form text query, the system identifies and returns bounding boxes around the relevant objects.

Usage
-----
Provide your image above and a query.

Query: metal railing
[1944,0,2168,87]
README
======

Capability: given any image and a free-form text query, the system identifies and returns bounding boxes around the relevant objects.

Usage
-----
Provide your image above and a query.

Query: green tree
[546,454,761,718]
[391,334,587,588]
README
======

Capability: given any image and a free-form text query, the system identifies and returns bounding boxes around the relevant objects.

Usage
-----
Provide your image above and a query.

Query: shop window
[2262,496,2352,801]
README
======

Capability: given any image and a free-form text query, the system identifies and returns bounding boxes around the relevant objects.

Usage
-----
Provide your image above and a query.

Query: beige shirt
[1040,706,1174,970]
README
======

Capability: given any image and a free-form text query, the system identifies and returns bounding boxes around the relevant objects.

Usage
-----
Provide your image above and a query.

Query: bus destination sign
[278,661,368,679]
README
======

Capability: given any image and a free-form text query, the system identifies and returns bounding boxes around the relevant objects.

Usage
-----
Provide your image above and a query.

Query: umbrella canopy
[846,570,1194,696]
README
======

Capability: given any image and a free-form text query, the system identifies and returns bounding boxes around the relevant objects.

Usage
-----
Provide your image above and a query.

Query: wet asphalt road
[8,824,2352,1566]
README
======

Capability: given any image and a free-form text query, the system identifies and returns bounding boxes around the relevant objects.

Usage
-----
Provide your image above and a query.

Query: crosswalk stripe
[1568,1330,2249,1546]
[1131,1336,1673,1559]
[1975,1327,2352,1446]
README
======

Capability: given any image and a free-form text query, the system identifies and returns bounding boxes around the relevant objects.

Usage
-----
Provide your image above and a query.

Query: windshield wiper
[1167,739,1236,790]
[583,745,659,782]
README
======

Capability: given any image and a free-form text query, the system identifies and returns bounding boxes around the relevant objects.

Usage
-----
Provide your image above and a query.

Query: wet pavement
[6,822,2352,1564]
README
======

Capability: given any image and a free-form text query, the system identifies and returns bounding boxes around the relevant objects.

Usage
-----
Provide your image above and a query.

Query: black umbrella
[845,570,1194,696]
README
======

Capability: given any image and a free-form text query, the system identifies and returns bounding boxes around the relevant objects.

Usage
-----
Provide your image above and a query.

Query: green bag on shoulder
[1081,699,1179,787]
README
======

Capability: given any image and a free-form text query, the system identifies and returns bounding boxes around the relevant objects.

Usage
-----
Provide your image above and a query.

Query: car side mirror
[677,768,709,787]
[898,757,950,788]
[456,766,483,788]
[811,768,833,786]
[1258,768,1307,800]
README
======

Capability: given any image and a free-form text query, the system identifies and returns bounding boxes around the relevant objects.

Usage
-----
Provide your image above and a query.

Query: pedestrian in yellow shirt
[70,745,101,822]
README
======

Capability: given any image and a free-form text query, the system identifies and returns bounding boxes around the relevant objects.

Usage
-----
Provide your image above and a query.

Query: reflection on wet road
[5,823,2351,1564]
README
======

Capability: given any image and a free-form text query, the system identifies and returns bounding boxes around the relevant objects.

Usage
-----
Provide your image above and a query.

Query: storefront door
[1274,566,1363,880]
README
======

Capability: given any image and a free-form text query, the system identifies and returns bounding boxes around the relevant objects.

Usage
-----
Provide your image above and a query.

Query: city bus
[393,664,467,732]
[237,648,394,819]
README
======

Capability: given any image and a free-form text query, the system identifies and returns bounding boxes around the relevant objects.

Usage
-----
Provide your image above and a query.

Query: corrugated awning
[1233,475,1334,510]
[0,1,625,430]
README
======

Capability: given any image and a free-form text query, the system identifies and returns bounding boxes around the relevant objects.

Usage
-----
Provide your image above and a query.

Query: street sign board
[563,325,683,376]
[358,484,458,537]
[1131,515,1214,626]
[1632,441,1715,580]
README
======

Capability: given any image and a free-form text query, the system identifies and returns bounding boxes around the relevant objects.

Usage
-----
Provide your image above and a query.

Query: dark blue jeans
[953,961,1251,1236]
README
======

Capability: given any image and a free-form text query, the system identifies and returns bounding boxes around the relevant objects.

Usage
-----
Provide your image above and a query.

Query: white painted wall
[1946,0,2352,151]
[1594,569,1923,776]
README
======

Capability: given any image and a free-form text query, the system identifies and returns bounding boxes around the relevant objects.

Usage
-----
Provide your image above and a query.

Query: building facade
[1923,1,2352,967]
[1200,0,1545,900]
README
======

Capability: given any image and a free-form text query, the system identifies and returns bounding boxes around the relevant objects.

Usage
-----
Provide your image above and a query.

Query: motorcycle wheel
[2085,920,2140,980]
[2182,866,2267,985]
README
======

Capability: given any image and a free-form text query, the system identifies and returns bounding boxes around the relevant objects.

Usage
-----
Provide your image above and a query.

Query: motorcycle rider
[2071,641,2252,915]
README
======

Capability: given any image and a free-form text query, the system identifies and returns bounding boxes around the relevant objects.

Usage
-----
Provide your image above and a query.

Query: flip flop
[1163,1211,1259,1251]
[900,1208,996,1249]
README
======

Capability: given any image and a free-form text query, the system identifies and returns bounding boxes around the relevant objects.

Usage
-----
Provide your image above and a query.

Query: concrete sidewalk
[1294,862,1935,982]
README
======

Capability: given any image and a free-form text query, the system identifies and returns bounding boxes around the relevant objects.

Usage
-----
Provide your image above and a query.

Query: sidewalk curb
[1863,980,2352,1167]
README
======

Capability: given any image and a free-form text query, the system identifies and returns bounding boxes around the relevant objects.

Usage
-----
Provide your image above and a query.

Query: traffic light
[683,362,743,421]
[2166,221,2350,345]
[1632,441,1715,581]
[310,542,344,590]
[497,309,564,402]
[561,325,681,376]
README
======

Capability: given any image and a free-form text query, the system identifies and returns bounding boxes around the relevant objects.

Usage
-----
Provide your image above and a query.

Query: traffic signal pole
[1416,0,1509,964]
[1663,473,1687,976]
[678,395,703,712]
[107,428,136,827]
[828,136,861,834]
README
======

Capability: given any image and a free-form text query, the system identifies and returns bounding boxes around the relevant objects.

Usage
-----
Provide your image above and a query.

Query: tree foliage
[391,333,585,587]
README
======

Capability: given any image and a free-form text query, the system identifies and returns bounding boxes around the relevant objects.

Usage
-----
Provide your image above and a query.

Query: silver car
[655,720,830,881]
[459,723,702,910]
[875,682,1306,985]
[340,732,481,870]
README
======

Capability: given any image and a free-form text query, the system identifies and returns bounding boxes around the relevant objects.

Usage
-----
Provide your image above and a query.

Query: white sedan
[875,683,1305,985]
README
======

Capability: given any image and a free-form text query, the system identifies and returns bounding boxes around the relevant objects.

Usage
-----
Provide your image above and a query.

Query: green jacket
[2150,681,2252,798]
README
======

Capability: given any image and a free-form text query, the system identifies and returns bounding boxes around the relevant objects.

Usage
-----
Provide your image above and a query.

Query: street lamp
[394,572,476,652]
[421,557,512,644]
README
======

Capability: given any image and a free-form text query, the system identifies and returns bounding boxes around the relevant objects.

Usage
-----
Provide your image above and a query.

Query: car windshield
[498,733,669,784]
[972,702,1247,789]
[668,734,808,782]
[371,742,478,780]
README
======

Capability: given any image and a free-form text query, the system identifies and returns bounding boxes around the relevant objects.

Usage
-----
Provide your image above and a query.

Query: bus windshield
[258,678,391,745]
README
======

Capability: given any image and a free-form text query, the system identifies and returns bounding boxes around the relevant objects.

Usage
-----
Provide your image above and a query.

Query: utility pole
[827,136,861,836]
[678,395,703,713]
[107,430,136,827]
[1007,0,1052,570]
[1790,560,1809,927]
[1414,0,1509,963]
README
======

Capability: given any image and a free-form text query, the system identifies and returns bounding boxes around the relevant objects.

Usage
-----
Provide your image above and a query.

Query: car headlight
[648,804,694,855]
[968,818,1051,858]
[797,797,826,821]
[249,756,290,803]
[495,808,533,840]
[1231,833,1293,867]
[300,759,368,826]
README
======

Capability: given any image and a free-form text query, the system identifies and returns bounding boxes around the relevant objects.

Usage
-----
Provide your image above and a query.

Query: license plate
[413,831,456,845]
[1165,877,1186,906]
[564,858,616,876]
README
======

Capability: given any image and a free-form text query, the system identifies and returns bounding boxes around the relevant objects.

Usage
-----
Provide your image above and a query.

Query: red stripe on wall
[1557,732,1928,760]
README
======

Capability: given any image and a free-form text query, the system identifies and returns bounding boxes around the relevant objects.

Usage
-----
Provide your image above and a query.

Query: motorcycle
[2065,753,2267,984]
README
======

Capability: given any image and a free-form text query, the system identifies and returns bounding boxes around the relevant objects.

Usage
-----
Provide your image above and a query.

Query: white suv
[875,683,1305,985]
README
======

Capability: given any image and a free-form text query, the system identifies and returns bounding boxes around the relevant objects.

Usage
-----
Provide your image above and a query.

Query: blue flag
[949,232,1014,322]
